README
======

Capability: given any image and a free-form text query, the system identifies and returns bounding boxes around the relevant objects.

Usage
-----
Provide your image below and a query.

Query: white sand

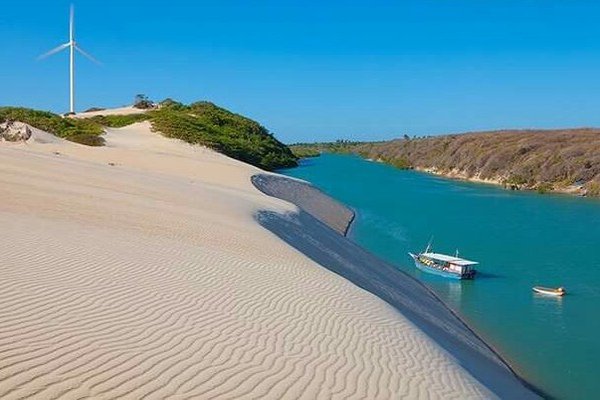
[0,121,498,399]
[71,106,149,118]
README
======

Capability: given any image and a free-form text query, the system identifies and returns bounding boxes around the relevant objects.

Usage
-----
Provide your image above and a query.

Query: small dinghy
[533,286,566,296]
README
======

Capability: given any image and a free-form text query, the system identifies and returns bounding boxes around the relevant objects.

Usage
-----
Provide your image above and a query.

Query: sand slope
[1,122,496,399]
[71,106,149,118]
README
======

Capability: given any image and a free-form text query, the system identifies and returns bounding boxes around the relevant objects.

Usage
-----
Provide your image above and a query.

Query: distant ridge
[291,129,600,197]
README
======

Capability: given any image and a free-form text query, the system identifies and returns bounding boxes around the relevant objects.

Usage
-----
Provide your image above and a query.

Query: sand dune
[0,121,500,398]
[71,106,149,118]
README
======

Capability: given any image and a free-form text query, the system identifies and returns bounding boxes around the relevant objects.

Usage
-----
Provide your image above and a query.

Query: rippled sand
[0,121,498,399]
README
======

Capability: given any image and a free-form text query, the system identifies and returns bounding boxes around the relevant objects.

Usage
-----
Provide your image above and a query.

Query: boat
[532,286,566,296]
[408,243,477,280]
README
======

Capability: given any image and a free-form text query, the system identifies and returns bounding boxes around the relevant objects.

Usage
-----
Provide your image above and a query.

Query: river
[281,153,600,399]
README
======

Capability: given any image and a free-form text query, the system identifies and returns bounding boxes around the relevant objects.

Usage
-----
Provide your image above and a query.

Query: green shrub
[148,102,297,170]
[84,107,106,113]
[536,182,554,194]
[0,101,298,170]
[0,107,104,146]
[289,140,366,157]
[159,98,186,111]
[506,174,529,186]
[89,113,150,128]
[290,145,320,158]
[68,133,105,146]
[133,94,154,109]
[390,157,411,169]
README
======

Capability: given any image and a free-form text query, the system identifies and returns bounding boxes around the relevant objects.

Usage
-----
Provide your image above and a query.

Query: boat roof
[421,252,479,266]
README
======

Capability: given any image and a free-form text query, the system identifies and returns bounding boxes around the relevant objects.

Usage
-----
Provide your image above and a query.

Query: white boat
[409,243,478,280]
[532,286,566,296]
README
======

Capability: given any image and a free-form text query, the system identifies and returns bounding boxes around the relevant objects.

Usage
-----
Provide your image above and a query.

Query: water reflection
[445,280,464,307]
[532,292,567,334]
[532,292,565,309]
[417,273,465,308]
[473,271,502,279]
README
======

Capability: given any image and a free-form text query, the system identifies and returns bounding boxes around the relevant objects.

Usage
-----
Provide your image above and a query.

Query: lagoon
[281,154,600,400]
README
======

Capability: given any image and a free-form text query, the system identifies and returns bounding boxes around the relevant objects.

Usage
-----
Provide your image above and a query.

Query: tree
[133,94,154,109]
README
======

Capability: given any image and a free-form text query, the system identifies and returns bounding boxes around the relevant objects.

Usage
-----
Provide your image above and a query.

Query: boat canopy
[421,252,478,266]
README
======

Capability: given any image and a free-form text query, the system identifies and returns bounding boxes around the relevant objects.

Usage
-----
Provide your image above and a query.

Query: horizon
[2,0,600,143]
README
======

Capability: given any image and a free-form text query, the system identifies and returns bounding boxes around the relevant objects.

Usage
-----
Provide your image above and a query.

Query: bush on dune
[159,98,186,111]
[149,101,297,171]
[88,98,298,170]
[84,107,106,113]
[88,113,150,128]
[0,100,297,170]
[65,133,105,146]
[133,94,155,110]
[0,107,105,146]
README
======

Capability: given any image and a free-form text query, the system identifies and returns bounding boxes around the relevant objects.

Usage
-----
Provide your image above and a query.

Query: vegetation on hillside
[0,107,104,146]
[88,113,150,128]
[149,100,297,170]
[133,94,155,109]
[0,99,297,171]
[289,144,321,158]
[290,140,366,158]
[293,130,600,197]
[83,107,106,113]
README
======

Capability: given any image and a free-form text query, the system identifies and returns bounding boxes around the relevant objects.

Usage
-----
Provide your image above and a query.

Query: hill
[0,100,297,171]
[290,129,600,197]
[0,107,105,146]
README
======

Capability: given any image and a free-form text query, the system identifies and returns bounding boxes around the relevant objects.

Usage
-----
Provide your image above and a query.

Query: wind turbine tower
[38,5,100,114]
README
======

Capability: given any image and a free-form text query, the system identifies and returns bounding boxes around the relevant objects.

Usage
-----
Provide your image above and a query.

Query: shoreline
[365,155,590,198]
[251,174,356,236]
[415,166,587,197]
[252,172,548,399]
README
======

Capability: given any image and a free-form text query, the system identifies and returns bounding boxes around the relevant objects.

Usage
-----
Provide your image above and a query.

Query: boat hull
[533,287,565,296]
[409,253,474,280]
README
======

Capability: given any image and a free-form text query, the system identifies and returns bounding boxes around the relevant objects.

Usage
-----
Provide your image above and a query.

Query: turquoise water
[281,154,600,400]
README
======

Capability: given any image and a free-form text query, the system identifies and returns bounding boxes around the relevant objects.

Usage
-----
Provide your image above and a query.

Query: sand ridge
[71,106,149,118]
[1,121,496,398]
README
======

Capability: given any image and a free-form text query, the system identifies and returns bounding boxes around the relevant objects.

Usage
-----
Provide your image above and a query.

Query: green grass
[0,101,297,170]
[536,182,554,194]
[149,101,297,170]
[88,113,150,128]
[506,174,529,186]
[289,140,367,157]
[85,100,297,170]
[388,156,412,169]
[0,107,105,146]
[289,145,320,158]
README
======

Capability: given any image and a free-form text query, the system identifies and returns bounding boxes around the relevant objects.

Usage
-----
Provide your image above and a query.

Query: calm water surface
[281,154,600,400]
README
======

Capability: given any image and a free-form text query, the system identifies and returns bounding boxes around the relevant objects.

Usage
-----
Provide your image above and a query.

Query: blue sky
[2,0,600,143]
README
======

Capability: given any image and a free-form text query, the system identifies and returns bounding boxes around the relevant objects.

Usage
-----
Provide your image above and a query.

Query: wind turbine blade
[75,45,101,65]
[37,43,70,60]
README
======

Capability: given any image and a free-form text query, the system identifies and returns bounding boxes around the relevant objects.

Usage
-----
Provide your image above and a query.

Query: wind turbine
[37,4,100,114]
